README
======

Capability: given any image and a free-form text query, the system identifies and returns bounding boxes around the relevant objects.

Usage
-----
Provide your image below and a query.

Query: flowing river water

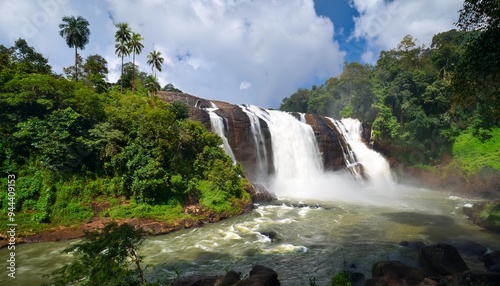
[1,185,499,285]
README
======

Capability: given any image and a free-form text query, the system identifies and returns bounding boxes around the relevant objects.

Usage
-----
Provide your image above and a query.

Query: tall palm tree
[59,16,90,81]
[127,32,144,92]
[114,22,132,92]
[147,50,164,79]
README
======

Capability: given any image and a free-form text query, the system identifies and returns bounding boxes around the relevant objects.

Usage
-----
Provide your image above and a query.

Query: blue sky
[0,0,463,108]
[314,0,366,63]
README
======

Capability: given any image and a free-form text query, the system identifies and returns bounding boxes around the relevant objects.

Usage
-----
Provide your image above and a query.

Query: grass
[482,202,500,225]
[103,199,190,222]
[331,270,351,286]
[452,127,500,175]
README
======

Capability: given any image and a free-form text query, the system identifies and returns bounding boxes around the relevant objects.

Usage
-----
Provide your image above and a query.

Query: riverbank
[0,202,254,249]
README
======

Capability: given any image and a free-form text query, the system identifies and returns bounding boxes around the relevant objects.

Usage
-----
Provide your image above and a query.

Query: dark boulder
[460,270,500,285]
[237,265,280,286]
[219,271,241,286]
[484,251,500,273]
[250,184,276,203]
[260,231,278,242]
[419,243,469,276]
[171,275,221,286]
[369,260,427,285]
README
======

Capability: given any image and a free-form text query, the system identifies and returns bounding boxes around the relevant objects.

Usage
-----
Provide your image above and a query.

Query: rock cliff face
[158,91,352,182]
[303,113,347,171]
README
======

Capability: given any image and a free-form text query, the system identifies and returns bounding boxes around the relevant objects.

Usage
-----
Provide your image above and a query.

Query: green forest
[280,3,500,185]
[0,29,251,235]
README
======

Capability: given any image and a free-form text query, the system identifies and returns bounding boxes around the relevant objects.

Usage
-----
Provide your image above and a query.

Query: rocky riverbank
[170,241,500,286]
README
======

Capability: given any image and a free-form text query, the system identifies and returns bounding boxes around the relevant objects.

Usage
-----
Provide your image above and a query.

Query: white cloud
[0,0,346,108]
[350,0,463,63]
[240,80,252,90]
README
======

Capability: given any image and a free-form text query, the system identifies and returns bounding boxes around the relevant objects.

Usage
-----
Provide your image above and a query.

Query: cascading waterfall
[208,103,395,201]
[239,104,271,180]
[267,110,323,179]
[329,118,364,180]
[338,118,394,188]
[205,102,236,163]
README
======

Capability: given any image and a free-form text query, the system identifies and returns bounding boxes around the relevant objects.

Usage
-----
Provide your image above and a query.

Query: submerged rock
[399,240,426,250]
[419,243,469,276]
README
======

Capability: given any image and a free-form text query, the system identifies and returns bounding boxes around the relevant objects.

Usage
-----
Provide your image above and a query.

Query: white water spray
[338,118,394,188]
[239,104,271,180]
[206,102,236,163]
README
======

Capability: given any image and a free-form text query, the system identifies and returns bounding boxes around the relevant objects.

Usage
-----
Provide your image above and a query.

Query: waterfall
[204,101,394,200]
[239,104,272,180]
[265,110,327,198]
[338,118,394,187]
[206,102,237,163]
[267,110,323,178]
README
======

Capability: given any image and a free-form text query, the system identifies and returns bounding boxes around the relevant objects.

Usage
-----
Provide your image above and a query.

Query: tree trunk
[132,52,135,93]
[121,54,124,93]
[131,249,144,285]
[75,46,78,81]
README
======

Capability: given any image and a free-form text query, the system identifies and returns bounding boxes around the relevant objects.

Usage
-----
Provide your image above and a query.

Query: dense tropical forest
[0,21,251,236]
[280,2,500,190]
[0,0,498,285]
[0,0,498,237]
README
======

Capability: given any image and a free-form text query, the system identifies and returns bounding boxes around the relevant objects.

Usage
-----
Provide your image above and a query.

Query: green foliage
[162,83,182,92]
[15,107,87,170]
[372,104,399,142]
[82,54,109,93]
[0,40,251,237]
[331,270,351,286]
[452,128,500,175]
[48,222,146,286]
[11,38,52,75]
[482,203,500,224]
[454,0,500,125]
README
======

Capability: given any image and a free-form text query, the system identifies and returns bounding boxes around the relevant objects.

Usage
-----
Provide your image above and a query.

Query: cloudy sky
[0,0,463,108]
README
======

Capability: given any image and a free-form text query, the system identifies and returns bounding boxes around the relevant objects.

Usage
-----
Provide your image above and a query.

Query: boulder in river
[237,264,280,286]
[366,260,427,285]
[419,243,469,276]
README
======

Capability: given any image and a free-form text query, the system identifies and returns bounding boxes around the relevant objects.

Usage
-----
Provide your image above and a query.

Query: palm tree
[144,75,160,96]
[127,32,144,92]
[147,50,164,79]
[59,16,90,81]
[114,22,132,92]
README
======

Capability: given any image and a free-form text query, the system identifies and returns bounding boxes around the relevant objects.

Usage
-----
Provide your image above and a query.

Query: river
[1,184,499,285]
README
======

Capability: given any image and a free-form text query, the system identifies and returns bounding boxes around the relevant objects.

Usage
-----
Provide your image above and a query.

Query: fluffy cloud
[349,0,463,63]
[1,0,345,108]
[105,0,345,107]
